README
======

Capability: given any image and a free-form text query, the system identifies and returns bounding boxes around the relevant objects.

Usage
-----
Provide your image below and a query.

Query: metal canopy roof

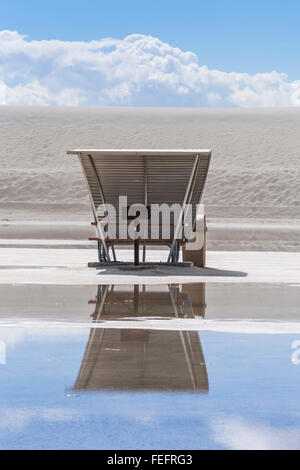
[68,149,211,212]
[67,149,211,157]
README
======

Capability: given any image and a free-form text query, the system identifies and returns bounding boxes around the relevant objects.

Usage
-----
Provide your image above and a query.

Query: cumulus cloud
[0,29,299,107]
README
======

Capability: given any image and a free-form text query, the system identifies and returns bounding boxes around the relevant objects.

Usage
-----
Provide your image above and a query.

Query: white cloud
[0,30,299,107]
[0,326,87,348]
[211,416,300,450]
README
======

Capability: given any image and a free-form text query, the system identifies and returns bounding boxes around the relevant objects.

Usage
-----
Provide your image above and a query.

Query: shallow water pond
[0,325,300,449]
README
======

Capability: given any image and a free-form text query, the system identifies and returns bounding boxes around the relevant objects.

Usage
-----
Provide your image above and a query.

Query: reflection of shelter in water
[74,328,208,392]
[73,284,208,393]
[88,284,206,321]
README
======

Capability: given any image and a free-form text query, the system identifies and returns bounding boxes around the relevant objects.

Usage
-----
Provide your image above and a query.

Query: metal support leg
[169,240,179,264]
[111,245,117,262]
[133,284,139,314]
[134,239,140,265]
[97,240,104,263]
[174,241,179,263]
[98,240,110,263]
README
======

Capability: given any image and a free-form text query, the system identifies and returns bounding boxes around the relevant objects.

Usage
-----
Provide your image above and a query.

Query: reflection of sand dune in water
[73,328,209,392]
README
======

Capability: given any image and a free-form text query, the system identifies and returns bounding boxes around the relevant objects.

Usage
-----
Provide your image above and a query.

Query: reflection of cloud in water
[0,407,84,432]
[0,327,88,347]
[211,416,300,450]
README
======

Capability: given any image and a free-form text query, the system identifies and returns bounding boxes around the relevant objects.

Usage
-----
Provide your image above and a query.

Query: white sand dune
[0,106,299,251]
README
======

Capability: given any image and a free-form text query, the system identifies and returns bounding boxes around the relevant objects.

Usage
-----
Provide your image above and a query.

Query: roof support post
[167,154,200,263]
[143,155,148,262]
[79,154,110,261]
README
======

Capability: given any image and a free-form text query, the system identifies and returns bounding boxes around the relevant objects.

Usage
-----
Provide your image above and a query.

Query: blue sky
[0,0,299,107]
[1,0,299,77]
